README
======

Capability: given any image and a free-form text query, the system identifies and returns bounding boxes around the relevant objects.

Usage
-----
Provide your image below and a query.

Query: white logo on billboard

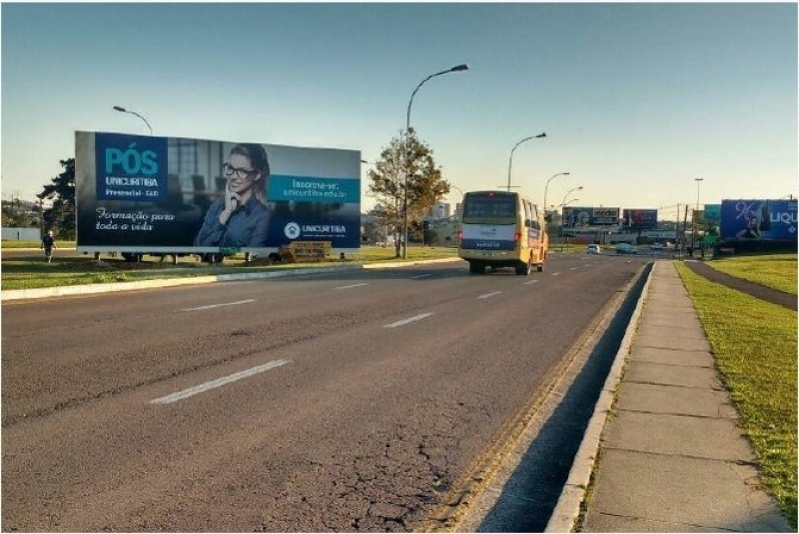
[284,222,301,239]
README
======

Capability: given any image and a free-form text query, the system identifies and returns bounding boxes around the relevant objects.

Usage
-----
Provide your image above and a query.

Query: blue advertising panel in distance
[623,209,658,230]
[76,131,362,252]
[703,204,722,225]
[720,199,797,240]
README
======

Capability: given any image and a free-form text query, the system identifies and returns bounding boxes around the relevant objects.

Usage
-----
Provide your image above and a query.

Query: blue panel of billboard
[720,199,797,241]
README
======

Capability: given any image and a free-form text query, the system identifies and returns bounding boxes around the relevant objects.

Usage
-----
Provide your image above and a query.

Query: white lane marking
[570,267,578,270]
[335,283,369,290]
[384,313,434,328]
[524,279,540,286]
[478,291,502,299]
[150,359,290,404]
[551,272,561,276]
[182,299,255,312]
[412,273,433,279]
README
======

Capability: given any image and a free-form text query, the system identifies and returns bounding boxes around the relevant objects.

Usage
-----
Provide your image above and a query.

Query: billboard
[75,132,361,252]
[562,206,620,227]
[720,199,797,240]
[622,209,658,230]
[703,204,722,225]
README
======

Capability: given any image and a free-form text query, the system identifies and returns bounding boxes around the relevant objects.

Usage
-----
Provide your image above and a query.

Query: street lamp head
[536,132,547,138]
[450,64,469,72]
[112,105,126,112]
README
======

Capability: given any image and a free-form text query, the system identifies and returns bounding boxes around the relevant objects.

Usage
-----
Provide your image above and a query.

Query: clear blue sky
[2,2,797,220]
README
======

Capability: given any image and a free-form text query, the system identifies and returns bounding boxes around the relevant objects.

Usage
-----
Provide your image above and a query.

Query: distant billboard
[622,209,658,230]
[562,206,620,227]
[75,131,361,252]
[703,204,721,225]
[720,199,797,240]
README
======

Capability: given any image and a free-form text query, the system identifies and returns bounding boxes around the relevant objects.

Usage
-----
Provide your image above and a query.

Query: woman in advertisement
[736,211,762,239]
[194,143,271,248]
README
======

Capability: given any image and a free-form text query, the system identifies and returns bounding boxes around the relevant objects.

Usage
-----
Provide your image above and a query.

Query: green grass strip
[676,262,797,528]
[706,253,797,295]
[0,246,462,291]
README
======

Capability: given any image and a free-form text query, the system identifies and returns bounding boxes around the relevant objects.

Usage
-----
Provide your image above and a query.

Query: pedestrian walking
[42,230,56,263]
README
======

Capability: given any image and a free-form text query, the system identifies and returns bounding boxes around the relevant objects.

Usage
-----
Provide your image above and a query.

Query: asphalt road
[2,253,649,532]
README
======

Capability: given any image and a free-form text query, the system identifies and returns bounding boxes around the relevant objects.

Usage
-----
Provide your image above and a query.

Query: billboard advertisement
[562,206,620,227]
[622,209,658,230]
[720,199,797,240]
[703,204,722,225]
[75,131,361,252]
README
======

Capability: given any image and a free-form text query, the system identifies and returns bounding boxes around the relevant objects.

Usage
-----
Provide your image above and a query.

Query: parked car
[616,243,637,254]
[650,242,664,250]
[586,244,601,254]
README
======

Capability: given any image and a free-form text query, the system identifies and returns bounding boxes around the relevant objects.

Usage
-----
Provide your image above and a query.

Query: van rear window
[462,193,517,218]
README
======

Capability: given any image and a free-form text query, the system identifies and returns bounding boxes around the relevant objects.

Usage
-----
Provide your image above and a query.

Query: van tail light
[514,232,521,242]
[457,230,463,240]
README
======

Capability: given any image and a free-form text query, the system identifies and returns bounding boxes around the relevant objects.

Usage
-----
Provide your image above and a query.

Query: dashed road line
[334,283,369,290]
[182,299,256,312]
[478,291,502,299]
[384,313,434,328]
[150,359,290,404]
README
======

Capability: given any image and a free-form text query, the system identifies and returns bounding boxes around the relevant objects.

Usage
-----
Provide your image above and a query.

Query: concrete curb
[1,257,464,301]
[544,261,657,533]
[362,257,463,269]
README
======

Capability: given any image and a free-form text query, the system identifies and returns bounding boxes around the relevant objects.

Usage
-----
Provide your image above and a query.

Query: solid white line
[478,291,502,299]
[150,359,290,404]
[412,274,433,279]
[524,279,540,286]
[384,313,434,328]
[335,283,369,290]
[182,299,255,312]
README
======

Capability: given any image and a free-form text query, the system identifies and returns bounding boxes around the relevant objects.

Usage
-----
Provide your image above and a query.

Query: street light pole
[543,172,569,220]
[559,186,583,250]
[560,197,579,252]
[561,186,584,210]
[112,105,153,135]
[691,177,704,254]
[403,64,469,259]
[505,133,547,192]
[449,184,464,200]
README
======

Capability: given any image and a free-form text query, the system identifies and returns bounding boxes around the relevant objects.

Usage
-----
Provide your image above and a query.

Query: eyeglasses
[223,162,257,180]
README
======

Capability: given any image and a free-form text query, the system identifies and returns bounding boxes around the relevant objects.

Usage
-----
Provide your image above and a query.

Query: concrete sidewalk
[548,260,791,532]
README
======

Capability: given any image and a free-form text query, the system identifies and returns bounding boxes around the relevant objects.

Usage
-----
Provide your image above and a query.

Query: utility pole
[675,203,680,257]
[682,205,689,257]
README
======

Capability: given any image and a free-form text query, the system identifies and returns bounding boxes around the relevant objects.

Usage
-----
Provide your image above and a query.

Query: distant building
[431,202,451,219]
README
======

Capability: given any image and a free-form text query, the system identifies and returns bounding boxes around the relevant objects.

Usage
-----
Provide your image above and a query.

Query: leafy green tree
[39,158,76,240]
[366,128,450,257]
